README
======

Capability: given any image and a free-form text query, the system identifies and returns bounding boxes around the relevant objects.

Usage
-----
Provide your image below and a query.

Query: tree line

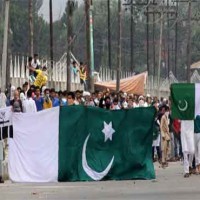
[0,0,200,81]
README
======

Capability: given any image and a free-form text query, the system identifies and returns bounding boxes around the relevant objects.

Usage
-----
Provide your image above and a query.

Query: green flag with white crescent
[8,106,156,182]
[58,106,156,181]
[171,83,200,120]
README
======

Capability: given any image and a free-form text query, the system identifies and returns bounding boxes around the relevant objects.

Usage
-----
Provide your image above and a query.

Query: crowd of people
[0,55,199,183]
[0,82,168,112]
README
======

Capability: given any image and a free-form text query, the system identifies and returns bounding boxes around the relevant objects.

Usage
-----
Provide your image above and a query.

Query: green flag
[194,115,200,134]
[58,106,156,181]
[171,83,200,120]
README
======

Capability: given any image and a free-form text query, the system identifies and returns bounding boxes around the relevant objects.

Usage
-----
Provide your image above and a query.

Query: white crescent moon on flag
[178,100,188,112]
[82,134,114,181]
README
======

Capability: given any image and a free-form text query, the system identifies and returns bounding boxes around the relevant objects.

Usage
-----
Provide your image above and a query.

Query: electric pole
[85,0,94,92]
[130,0,135,72]
[157,12,164,98]
[85,0,90,90]
[116,0,122,92]
[107,0,112,70]
[145,3,176,97]
[186,0,192,83]
[29,0,34,57]
[167,0,170,77]
[173,0,197,82]
[67,0,74,91]
[1,0,10,91]
[175,1,178,77]
[49,0,54,87]
[153,0,156,77]
[146,0,150,75]
[146,4,176,98]
[123,0,157,75]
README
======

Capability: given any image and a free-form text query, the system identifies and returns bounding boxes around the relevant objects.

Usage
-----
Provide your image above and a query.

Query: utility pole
[85,0,94,92]
[89,3,94,91]
[146,0,150,75]
[85,0,90,90]
[145,3,176,98]
[107,0,112,70]
[173,0,197,82]
[1,0,10,91]
[157,12,164,98]
[153,0,156,77]
[175,1,178,77]
[186,0,192,83]
[116,0,122,92]
[130,0,135,72]
[146,5,176,98]
[29,0,34,57]
[67,0,74,91]
[49,0,54,87]
[167,0,170,77]
[123,0,157,75]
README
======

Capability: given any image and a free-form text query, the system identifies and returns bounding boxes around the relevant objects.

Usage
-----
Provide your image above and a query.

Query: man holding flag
[171,83,200,178]
[194,115,200,174]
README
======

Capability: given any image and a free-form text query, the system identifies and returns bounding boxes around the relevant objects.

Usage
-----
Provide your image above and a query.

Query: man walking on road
[160,105,171,168]
[181,120,195,178]
[194,115,200,174]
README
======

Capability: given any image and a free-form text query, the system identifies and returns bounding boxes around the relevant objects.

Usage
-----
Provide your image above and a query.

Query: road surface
[0,162,200,200]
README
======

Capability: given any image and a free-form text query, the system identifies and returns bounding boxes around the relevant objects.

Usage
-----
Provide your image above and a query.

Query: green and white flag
[8,106,156,182]
[171,83,200,120]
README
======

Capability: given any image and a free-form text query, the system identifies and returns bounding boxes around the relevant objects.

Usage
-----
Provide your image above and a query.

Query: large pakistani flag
[8,106,156,182]
[171,83,200,120]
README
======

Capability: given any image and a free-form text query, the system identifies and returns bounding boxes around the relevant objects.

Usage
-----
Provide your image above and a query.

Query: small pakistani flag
[171,83,200,120]
[9,106,156,182]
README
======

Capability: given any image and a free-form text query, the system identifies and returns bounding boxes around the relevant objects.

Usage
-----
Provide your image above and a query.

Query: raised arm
[28,66,36,72]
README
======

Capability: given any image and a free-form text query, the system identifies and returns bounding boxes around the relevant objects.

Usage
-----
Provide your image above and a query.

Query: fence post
[10,55,13,78]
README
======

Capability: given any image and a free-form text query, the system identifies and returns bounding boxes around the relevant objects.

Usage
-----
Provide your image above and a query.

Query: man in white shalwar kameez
[22,90,37,113]
[181,120,195,178]
[194,115,200,174]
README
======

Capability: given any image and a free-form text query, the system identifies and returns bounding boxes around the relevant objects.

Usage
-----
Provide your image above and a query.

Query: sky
[39,0,176,22]
[39,0,83,22]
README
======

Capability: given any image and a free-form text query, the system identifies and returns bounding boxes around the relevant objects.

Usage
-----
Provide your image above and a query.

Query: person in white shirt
[30,54,41,80]
[10,85,16,101]
[22,89,37,113]
[31,54,41,69]
[138,96,148,107]
[0,89,7,108]
[20,92,26,102]
[111,98,121,110]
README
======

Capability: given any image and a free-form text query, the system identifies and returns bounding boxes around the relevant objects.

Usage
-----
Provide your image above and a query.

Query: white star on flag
[102,121,115,142]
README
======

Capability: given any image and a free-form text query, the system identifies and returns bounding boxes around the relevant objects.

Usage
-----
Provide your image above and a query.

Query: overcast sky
[39,0,176,22]
[39,0,83,22]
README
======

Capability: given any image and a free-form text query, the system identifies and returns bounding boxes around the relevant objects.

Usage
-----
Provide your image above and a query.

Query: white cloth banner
[8,107,59,183]
[181,120,195,154]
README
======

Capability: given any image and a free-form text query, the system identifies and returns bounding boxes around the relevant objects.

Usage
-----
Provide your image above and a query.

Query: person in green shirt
[194,115,200,174]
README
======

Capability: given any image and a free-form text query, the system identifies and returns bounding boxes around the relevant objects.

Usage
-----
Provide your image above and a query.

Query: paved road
[0,162,200,200]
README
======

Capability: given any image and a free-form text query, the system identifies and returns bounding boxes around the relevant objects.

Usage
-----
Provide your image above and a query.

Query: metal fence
[1,53,200,96]
[5,54,83,91]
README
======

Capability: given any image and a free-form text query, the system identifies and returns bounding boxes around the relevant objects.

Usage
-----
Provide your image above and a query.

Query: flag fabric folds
[171,83,200,120]
[8,106,156,183]
[181,120,195,154]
